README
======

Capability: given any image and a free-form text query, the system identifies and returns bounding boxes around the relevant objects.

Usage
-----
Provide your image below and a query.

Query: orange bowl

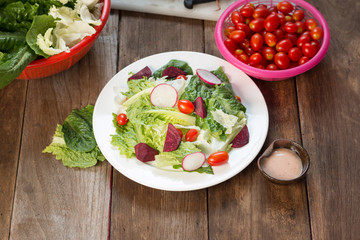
[17,0,111,80]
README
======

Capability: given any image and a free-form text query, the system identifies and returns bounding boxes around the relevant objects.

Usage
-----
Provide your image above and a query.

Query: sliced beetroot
[193,96,207,118]
[162,66,187,79]
[134,143,159,162]
[163,123,182,152]
[128,66,152,81]
[231,125,249,148]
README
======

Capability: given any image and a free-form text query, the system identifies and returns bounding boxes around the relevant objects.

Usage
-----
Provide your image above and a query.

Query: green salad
[111,60,249,174]
[0,0,102,89]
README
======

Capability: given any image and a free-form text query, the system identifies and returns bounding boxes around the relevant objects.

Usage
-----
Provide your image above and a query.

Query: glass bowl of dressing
[257,139,310,184]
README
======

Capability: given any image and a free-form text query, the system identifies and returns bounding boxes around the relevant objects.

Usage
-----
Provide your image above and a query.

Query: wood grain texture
[110,11,208,240]
[297,0,360,239]
[0,80,27,240]
[8,10,118,240]
[204,20,311,240]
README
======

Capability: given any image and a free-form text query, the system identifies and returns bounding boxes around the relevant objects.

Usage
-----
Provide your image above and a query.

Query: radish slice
[182,152,206,171]
[196,69,222,85]
[150,83,178,108]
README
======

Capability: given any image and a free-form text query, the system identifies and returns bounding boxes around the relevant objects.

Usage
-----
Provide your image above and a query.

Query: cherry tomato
[305,19,317,31]
[298,56,310,65]
[277,1,294,14]
[284,15,293,22]
[240,38,251,49]
[231,10,243,24]
[250,33,264,51]
[284,22,298,33]
[224,26,236,37]
[249,52,263,66]
[236,23,251,35]
[284,33,297,45]
[175,75,187,80]
[185,129,199,142]
[235,96,242,102]
[277,12,286,25]
[266,63,278,70]
[255,4,267,9]
[292,9,305,21]
[262,46,276,61]
[116,113,128,125]
[237,53,249,64]
[249,18,265,32]
[244,47,256,56]
[240,6,254,17]
[273,29,285,41]
[268,6,278,14]
[177,100,194,114]
[310,27,323,40]
[289,61,299,68]
[311,40,321,52]
[302,42,317,58]
[276,39,293,53]
[229,30,246,43]
[253,7,270,19]
[295,21,306,34]
[264,13,280,32]
[224,38,236,53]
[244,17,254,25]
[297,34,311,48]
[207,151,229,166]
[235,49,245,56]
[274,52,290,69]
[254,64,265,69]
[177,129,183,139]
[264,32,277,47]
[288,47,303,62]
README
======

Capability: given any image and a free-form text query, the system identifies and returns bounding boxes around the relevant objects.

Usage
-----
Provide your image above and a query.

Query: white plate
[93,51,268,191]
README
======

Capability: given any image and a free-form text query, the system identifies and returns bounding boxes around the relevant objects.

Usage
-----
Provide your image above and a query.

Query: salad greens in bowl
[93,51,269,191]
[0,0,110,89]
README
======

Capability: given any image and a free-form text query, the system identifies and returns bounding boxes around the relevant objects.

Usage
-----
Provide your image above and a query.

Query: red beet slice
[134,143,159,162]
[193,96,207,118]
[163,123,182,152]
[231,125,249,148]
[162,66,186,79]
[128,66,152,80]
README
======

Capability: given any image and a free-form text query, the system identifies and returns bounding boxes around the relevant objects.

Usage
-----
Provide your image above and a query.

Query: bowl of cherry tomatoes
[215,0,330,81]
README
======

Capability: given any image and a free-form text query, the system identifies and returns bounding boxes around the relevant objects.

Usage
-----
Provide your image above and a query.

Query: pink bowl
[215,0,330,81]
[17,0,110,80]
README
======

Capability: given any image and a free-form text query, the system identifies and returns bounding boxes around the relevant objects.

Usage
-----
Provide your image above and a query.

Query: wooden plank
[0,80,27,240]
[205,20,311,239]
[297,0,360,239]
[9,10,118,240]
[110,12,208,240]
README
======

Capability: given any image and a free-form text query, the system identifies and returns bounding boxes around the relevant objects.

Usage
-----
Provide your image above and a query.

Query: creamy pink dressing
[261,148,302,180]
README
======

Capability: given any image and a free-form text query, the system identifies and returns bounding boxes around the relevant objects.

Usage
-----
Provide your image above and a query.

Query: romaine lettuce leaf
[43,124,105,168]
[180,67,246,141]
[26,14,56,58]
[62,105,96,152]
[152,59,193,78]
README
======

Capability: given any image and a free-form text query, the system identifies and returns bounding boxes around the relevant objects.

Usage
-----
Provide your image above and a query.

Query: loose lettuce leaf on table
[43,125,105,168]
[62,105,96,152]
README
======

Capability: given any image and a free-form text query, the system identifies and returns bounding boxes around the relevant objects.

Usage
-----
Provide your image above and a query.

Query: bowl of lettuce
[0,0,110,89]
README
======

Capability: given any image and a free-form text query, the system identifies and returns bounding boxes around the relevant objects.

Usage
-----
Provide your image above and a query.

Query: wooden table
[1,1,359,239]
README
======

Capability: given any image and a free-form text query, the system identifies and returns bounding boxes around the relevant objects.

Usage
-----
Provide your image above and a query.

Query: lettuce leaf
[181,67,246,141]
[43,124,105,168]
[62,105,96,152]
[26,14,56,58]
[152,59,193,78]
[0,43,37,89]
